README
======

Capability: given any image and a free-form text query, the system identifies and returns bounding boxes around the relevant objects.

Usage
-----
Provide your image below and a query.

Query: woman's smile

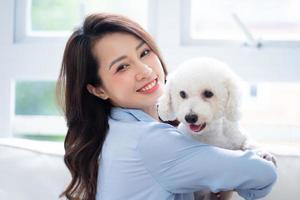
[137,78,159,94]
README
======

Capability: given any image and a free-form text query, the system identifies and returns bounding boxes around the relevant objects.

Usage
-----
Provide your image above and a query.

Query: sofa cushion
[0,138,70,200]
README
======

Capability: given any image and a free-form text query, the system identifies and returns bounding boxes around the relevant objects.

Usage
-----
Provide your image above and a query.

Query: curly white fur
[158,57,276,200]
[158,57,252,150]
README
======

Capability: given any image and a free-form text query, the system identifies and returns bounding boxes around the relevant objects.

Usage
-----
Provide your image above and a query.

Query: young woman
[57,13,277,200]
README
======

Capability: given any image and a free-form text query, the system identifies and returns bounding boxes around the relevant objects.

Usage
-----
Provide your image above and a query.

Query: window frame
[14,0,154,44]
[14,0,72,43]
[11,78,67,137]
[181,0,300,48]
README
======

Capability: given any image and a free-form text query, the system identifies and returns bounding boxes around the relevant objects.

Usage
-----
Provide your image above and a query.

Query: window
[30,0,82,33]
[183,0,300,46]
[240,82,300,148]
[15,0,149,43]
[13,80,66,141]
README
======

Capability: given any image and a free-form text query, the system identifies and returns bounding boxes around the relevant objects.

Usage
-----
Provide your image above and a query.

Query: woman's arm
[138,123,277,200]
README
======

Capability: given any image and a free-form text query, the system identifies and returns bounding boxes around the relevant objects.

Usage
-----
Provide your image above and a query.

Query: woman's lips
[137,78,159,94]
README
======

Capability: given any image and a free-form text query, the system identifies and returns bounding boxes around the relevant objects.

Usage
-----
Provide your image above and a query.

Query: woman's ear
[87,84,109,100]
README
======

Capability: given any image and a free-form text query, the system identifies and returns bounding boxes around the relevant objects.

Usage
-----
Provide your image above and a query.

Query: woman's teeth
[140,79,157,91]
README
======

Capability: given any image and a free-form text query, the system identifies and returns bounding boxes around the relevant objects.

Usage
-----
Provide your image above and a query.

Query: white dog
[158,57,253,150]
[158,57,276,200]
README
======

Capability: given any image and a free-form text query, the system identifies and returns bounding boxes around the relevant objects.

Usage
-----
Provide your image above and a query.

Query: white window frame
[14,0,73,43]
[181,0,300,48]
[14,0,155,44]
[12,78,67,137]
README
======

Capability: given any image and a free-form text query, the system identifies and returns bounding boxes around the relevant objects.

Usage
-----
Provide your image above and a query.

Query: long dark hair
[56,13,168,200]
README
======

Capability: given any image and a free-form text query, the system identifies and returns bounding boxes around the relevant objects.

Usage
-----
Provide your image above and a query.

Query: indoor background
[0,0,299,199]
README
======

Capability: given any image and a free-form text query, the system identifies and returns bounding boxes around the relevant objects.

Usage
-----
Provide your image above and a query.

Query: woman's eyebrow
[136,41,145,50]
[108,41,146,70]
[109,55,127,70]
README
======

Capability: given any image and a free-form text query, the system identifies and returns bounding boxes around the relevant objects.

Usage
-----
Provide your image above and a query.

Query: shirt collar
[110,107,156,122]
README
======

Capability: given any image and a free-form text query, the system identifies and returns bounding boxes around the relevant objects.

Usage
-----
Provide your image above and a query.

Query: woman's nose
[135,62,152,81]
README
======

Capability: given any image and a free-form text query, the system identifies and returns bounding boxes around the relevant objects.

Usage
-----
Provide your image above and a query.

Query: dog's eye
[203,90,214,98]
[179,91,187,99]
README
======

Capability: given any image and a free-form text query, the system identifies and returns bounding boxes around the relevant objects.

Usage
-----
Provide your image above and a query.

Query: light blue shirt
[97,107,277,200]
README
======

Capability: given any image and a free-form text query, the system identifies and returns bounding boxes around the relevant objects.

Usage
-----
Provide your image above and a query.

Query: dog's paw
[254,149,277,167]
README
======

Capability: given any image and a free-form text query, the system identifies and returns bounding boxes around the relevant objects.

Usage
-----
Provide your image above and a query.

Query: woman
[56,13,277,200]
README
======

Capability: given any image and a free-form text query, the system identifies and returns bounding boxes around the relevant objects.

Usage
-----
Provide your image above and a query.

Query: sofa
[0,138,69,200]
[0,138,299,200]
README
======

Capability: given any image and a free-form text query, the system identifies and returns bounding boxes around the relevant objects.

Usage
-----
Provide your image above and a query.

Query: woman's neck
[142,105,160,121]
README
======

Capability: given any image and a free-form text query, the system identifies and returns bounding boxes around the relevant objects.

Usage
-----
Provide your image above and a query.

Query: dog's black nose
[185,114,198,123]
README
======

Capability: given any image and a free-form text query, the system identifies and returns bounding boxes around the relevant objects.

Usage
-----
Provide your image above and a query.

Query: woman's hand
[241,141,277,167]
[253,149,277,167]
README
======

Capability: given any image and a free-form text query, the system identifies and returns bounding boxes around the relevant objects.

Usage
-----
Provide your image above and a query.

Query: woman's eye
[116,64,129,72]
[140,49,151,58]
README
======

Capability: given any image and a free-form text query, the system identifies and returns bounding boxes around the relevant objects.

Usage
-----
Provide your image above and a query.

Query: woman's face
[90,32,165,112]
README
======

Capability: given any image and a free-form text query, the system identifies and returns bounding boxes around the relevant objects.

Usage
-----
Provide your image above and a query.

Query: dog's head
[158,57,242,134]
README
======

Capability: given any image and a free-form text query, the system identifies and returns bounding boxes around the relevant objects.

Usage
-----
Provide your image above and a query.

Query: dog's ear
[157,75,176,121]
[224,73,242,121]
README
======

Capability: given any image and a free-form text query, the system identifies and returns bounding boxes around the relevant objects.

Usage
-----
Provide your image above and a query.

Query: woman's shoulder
[108,116,180,136]
[108,107,182,135]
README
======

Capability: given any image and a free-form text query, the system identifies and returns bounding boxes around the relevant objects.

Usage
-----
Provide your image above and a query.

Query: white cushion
[0,138,70,200]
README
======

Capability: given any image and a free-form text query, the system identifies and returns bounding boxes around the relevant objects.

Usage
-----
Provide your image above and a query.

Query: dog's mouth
[189,123,206,133]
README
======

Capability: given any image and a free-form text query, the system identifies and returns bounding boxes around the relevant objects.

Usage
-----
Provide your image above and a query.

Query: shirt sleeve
[137,123,277,200]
